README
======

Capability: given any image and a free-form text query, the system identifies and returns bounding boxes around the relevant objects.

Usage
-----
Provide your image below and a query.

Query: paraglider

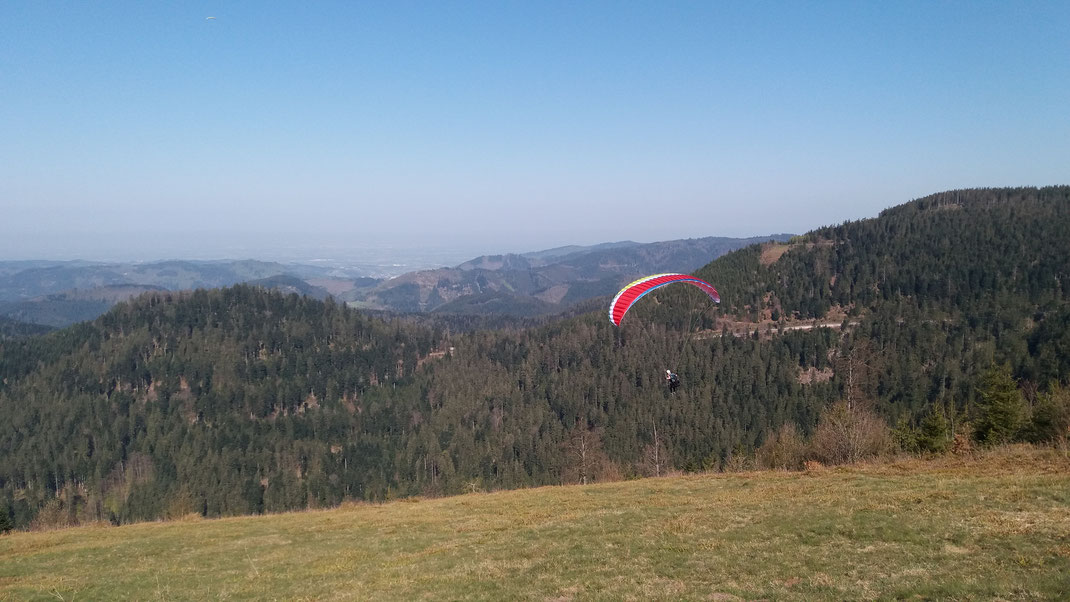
[609,273,721,393]
[608,273,720,327]
[665,369,680,393]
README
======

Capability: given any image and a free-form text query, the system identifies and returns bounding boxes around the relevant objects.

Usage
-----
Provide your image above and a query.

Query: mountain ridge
[348,234,794,315]
[0,235,794,326]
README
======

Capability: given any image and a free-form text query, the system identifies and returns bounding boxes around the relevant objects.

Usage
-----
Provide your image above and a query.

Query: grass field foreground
[2,446,1069,600]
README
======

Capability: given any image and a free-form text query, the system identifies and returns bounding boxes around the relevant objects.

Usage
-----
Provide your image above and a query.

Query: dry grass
[759,242,792,266]
[1,446,1068,600]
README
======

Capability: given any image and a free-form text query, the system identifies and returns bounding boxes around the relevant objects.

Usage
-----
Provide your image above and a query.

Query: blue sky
[2,1,1068,261]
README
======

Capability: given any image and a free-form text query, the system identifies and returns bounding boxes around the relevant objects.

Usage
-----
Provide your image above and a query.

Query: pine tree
[1027,384,1070,443]
[973,365,1026,445]
[917,405,950,453]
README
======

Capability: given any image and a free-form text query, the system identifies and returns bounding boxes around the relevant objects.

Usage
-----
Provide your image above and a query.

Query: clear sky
[2,1,1068,261]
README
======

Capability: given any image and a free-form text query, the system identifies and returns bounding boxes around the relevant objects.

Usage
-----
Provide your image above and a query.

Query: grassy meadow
[2,446,1069,600]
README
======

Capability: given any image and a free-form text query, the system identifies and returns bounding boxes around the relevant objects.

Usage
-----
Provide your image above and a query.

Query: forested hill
[1,187,1068,530]
[701,187,1069,324]
[0,287,451,526]
[691,186,1070,386]
[0,285,838,527]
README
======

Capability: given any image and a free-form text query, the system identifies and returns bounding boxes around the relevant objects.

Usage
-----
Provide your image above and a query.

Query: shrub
[0,508,12,535]
[1027,384,1070,444]
[892,416,919,454]
[811,401,892,465]
[756,423,806,470]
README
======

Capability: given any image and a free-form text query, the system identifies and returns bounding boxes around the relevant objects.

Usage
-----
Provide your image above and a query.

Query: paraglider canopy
[608,273,720,327]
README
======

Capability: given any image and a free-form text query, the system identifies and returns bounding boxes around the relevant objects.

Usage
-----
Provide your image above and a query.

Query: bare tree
[640,418,672,477]
[835,336,880,410]
[562,421,616,485]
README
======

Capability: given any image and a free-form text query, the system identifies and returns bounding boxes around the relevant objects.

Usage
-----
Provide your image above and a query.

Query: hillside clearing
[759,242,791,266]
[2,447,1068,600]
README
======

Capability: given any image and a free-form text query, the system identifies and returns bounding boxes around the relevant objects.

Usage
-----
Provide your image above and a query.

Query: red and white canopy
[608,273,720,327]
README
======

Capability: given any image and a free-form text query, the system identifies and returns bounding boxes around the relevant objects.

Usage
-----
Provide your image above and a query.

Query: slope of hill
[245,274,331,300]
[349,234,793,315]
[0,284,167,328]
[0,260,300,302]
[691,186,1070,400]
[1,448,1067,600]
[699,187,1070,324]
[0,260,100,278]
[0,316,52,339]
[1,188,1068,531]
[431,290,558,315]
[519,239,641,261]
[0,286,447,527]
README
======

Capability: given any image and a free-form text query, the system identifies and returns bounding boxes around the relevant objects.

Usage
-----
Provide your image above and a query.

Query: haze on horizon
[2,2,1068,262]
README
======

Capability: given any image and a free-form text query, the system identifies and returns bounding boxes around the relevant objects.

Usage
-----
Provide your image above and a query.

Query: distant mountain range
[0,260,358,328]
[344,235,794,315]
[0,235,792,326]
[0,259,354,302]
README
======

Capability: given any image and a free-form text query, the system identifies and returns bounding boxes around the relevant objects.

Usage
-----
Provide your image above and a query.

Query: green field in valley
[2,446,1068,601]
